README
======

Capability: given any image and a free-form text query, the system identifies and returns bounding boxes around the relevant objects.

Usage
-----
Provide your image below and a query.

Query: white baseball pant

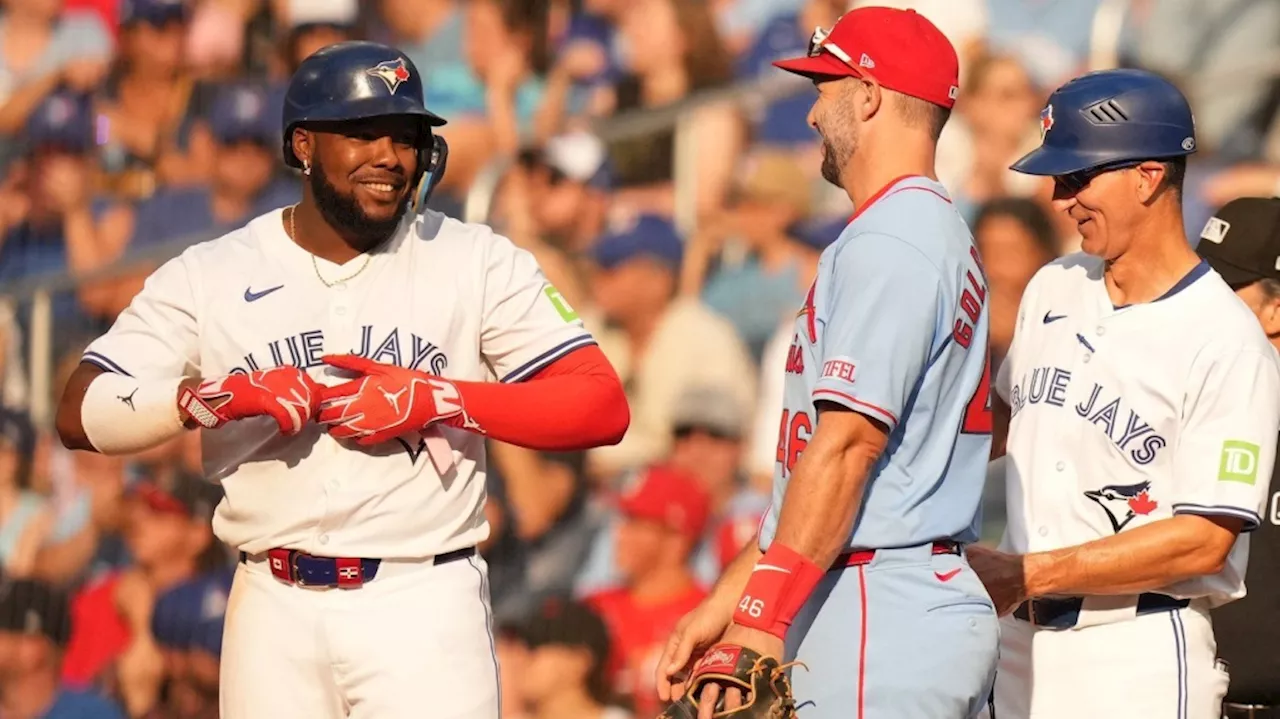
[219,551,500,718]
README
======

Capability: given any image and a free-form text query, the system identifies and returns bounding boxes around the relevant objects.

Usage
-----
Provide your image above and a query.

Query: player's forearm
[770,420,881,569]
[447,347,628,450]
[1024,515,1241,596]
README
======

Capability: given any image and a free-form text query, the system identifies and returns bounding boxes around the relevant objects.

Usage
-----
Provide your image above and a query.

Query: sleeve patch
[544,286,579,323]
[1218,440,1262,484]
[820,358,857,383]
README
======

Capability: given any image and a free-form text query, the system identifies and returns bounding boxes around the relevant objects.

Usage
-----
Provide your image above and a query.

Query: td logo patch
[1219,440,1260,484]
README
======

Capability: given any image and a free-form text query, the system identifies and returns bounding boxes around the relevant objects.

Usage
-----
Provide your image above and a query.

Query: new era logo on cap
[1201,216,1230,244]
[859,53,875,68]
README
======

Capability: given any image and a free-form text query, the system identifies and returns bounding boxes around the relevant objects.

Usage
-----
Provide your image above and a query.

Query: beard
[308,155,409,249]
[819,122,857,189]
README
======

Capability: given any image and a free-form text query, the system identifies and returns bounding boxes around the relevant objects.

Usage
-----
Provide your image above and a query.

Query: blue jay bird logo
[366,59,411,94]
[1084,481,1159,533]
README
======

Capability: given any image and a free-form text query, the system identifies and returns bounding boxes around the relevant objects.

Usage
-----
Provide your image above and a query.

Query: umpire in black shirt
[1197,197,1280,719]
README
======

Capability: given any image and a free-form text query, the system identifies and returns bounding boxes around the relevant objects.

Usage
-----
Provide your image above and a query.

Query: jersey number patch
[962,350,992,434]
[775,409,812,477]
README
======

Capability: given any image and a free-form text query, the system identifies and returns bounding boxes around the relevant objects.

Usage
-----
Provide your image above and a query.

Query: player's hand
[965,544,1029,616]
[656,600,734,703]
[689,625,785,717]
[317,354,472,446]
[178,366,322,436]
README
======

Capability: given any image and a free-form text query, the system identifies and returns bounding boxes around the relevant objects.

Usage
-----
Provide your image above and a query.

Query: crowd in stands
[0,0,1278,717]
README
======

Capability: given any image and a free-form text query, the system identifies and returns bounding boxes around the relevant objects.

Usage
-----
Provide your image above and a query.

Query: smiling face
[292,115,423,249]
[1050,161,1172,260]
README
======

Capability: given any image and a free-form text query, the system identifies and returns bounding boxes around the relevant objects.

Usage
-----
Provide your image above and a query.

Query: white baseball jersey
[995,254,1280,606]
[82,208,593,558]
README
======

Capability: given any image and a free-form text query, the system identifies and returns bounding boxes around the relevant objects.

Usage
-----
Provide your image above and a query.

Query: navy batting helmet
[282,41,449,209]
[1011,69,1196,177]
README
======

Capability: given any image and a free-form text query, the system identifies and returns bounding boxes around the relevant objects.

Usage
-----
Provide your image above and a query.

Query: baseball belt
[830,540,962,570]
[1013,592,1189,629]
[239,546,476,588]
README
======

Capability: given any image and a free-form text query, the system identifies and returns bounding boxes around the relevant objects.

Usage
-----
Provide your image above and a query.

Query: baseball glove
[659,643,800,718]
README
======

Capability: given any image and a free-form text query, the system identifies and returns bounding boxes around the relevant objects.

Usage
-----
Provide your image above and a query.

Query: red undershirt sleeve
[444,346,630,451]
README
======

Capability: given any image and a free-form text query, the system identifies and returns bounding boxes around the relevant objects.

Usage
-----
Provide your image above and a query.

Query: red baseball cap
[773,7,960,110]
[617,465,711,541]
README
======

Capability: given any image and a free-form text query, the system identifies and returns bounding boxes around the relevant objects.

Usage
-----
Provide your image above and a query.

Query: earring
[302,161,311,176]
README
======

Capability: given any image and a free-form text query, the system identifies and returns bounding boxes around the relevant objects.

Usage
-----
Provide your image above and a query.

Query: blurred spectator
[972,197,1057,371]
[276,0,361,75]
[1126,0,1280,161]
[576,386,767,593]
[0,90,110,340]
[667,387,769,577]
[1202,163,1280,210]
[734,0,846,149]
[494,625,533,719]
[938,51,1043,223]
[513,598,632,719]
[601,0,745,219]
[97,0,201,193]
[0,407,47,578]
[84,81,297,318]
[683,151,820,361]
[148,567,232,719]
[957,0,1102,90]
[582,465,709,716]
[712,0,806,59]
[61,473,223,718]
[0,0,112,163]
[537,0,623,132]
[484,443,596,626]
[0,578,124,718]
[583,214,756,475]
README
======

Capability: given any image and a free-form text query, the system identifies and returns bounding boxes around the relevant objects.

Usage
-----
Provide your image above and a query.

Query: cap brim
[773,53,859,79]
[1200,254,1267,287]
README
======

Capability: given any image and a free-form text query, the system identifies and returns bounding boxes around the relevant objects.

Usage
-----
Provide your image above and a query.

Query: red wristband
[732,543,824,640]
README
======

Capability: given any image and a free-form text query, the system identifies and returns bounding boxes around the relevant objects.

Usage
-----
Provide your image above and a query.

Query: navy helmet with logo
[281,41,448,208]
[1011,68,1196,178]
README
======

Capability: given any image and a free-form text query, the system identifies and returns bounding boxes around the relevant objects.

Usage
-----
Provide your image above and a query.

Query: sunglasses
[1054,160,1144,194]
[807,25,856,69]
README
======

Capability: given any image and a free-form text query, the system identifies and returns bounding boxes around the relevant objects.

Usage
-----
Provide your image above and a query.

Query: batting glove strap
[179,386,226,429]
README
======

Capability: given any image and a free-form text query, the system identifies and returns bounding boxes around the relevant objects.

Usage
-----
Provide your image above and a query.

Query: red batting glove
[178,367,322,436]
[317,354,479,446]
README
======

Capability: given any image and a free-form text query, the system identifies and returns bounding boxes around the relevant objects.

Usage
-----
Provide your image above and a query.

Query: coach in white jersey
[53,42,629,719]
[970,70,1280,719]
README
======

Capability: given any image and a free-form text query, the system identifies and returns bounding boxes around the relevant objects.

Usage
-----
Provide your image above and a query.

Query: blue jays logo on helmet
[366,58,411,94]
[1039,104,1054,140]
[1083,481,1158,533]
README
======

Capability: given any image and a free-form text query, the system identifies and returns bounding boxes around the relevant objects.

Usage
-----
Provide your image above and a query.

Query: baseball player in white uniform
[53,42,629,719]
[968,70,1280,718]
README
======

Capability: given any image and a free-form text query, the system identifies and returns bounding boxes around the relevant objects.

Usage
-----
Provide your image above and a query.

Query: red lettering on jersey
[953,245,990,349]
[961,349,992,434]
[821,359,856,382]
[785,339,805,374]
[776,410,812,477]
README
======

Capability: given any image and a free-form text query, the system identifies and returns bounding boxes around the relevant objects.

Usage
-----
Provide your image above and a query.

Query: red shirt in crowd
[61,572,130,688]
[585,584,707,716]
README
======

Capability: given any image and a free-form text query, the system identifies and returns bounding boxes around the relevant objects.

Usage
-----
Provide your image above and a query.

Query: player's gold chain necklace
[288,204,373,287]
